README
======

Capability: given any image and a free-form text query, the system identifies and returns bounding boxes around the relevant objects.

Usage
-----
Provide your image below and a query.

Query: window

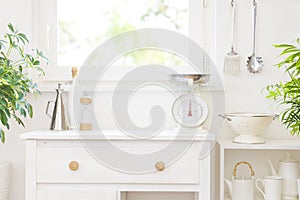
[34,0,213,82]
[58,0,188,67]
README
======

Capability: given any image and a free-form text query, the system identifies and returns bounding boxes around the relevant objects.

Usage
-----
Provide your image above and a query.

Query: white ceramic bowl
[220,113,275,144]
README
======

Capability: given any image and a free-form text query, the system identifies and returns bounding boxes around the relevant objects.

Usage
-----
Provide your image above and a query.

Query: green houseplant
[0,23,46,143]
[265,38,300,136]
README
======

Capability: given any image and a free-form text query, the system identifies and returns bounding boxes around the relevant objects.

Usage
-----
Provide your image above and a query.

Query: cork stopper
[72,66,78,78]
[80,96,92,104]
[80,123,92,130]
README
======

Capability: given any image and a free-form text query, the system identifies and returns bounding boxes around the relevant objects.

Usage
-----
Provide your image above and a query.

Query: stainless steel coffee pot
[46,83,70,130]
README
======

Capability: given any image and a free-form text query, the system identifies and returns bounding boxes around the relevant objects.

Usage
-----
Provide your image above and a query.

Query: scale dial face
[172,94,208,128]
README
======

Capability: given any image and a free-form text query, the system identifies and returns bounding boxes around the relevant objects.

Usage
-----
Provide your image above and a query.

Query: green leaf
[0,23,47,143]
[20,108,26,117]
[15,116,25,127]
[17,33,29,44]
[3,108,10,119]
[0,110,8,126]
[0,67,4,75]
[0,41,4,50]
[5,34,13,45]
[0,129,5,143]
[33,60,40,66]
[25,103,33,118]
[280,48,300,56]
[273,44,295,49]
[265,40,300,136]
[7,23,14,33]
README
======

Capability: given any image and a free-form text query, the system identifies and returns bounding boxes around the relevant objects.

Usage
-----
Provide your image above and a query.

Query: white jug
[267,152,300,199]
[225,161,255,200]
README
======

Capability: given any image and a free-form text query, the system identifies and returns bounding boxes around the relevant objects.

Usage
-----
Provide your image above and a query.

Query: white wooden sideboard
[21,130,215,200]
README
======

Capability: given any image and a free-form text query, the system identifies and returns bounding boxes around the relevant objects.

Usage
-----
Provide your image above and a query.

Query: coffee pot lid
[280,152,297,163]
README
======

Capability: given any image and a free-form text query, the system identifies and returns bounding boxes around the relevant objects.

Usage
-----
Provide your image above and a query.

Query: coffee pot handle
[46,101,54,118]
[255,178,266,199]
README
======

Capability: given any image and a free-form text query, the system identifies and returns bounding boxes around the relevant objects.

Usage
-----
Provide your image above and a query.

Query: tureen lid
[280,152,297,163]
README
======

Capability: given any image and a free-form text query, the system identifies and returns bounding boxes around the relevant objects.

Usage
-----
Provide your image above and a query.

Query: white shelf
[20,129,215,141]
[219,138,300,200]
[225,198,263,200]
[219,138,300,150]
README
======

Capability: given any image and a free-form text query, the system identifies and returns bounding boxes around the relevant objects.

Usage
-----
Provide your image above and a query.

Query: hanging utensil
[246,0,263,73]
[223,0,240,74]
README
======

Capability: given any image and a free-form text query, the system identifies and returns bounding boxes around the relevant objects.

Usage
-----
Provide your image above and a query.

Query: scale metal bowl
[168,74,210,86]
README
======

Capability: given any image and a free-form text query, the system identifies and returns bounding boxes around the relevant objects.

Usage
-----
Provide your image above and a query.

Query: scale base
[174,126,207,134]
[233,135,265,144]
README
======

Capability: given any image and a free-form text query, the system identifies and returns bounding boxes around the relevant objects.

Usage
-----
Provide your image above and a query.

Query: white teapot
[225,161,255,200]
[267,152,300,199]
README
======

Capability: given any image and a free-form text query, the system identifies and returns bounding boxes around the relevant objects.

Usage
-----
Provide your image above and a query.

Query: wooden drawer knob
[69,161,79,171]
[155,161,165,171]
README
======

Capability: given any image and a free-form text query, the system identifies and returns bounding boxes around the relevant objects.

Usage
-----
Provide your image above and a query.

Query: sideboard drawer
[37,189,117,200]
[36,142,201,184]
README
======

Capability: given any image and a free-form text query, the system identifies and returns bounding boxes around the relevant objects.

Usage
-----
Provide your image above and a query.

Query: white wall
[0,1,58,200]
[218,0,300,139]
[217,1,300,199]
[1,0,300,200]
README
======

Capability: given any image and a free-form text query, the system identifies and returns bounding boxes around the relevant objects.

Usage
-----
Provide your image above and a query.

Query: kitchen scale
[169,74,210,132]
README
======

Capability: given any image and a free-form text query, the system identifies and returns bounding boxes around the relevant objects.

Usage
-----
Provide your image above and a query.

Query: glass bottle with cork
[80,95,92,130]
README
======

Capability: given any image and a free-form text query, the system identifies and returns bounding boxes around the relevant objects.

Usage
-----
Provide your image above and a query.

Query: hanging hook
[231,0,234,7]
[253,0,257,6]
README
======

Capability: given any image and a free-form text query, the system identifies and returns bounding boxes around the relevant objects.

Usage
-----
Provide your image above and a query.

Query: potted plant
[0,23,46,143]
[265,38,300,136]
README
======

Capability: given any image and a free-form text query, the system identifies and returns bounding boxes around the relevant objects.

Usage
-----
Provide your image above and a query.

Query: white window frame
[33,0,216,90]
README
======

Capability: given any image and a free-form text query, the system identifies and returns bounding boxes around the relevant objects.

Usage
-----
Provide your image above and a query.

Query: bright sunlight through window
[57,0,189,67]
